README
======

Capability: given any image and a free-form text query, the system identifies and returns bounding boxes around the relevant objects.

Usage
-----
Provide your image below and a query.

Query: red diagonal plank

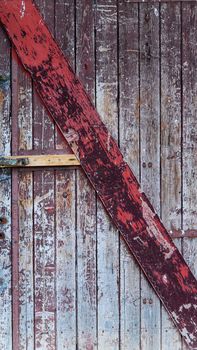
[0,1,197,348]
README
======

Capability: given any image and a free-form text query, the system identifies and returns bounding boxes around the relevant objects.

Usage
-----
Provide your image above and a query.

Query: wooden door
[0,1,196,349]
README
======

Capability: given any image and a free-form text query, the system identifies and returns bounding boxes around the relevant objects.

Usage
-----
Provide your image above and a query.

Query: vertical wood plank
[55,0,74,153]
[34,170,56,349]
[11,27,34,349]
[33,0,55,151]
[18,170,34,349]
[56,170,76,349]
[17,61,32,153]
[76,1,97,349]
[95,2,120,349]
[11,50,20,350]
[160,3,182,349]
[182,3,197,349]
[182,1,197,278]
[0,27,12,350]
[14,53,34,349]
[139,4,161,350]
[33,1,56,348]
[119,2,140,349]
[55,1,76,349]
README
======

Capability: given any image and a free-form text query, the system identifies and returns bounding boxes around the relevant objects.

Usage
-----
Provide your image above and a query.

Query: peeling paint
[20,0,25,18]
[141,199,175,259]
[0,1,197,348]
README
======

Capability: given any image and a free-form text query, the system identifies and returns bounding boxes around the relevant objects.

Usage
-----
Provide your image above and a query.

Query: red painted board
[0,1,196,348]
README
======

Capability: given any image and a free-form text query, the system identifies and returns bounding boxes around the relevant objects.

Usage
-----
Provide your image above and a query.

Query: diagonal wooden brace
[0,1,196,348]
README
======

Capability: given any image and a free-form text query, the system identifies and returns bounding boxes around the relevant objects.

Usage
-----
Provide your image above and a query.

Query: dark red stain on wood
[0,1,197,348]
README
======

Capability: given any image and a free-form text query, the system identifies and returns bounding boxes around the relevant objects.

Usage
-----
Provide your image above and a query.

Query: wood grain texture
[33,1,56,348]
[0,154,80,167]
[34,169,56,349]
[160,3,182,349]
[56,169,76,349]
[119,2,140,349]
[125,0,196,2]
[1,1,197,348]
[12,32,34,350]
[139,4,161,349]
[0,2,197,349]
[33,0,55,152]
[11,49,20,350]
[0,25,12,350]
[182,2,197,279]
[55,1,77,348]
[18,170,34,349]
[54,0,74,153]
[76,1,97,349]
[95,2,120,349]
[182,3,197,349]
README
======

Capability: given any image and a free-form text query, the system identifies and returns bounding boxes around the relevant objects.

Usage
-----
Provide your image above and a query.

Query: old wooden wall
[0,1,196,349]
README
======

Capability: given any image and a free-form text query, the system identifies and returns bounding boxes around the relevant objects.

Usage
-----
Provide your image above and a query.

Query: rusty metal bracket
[0,217,7,224]
[0,156,29,167]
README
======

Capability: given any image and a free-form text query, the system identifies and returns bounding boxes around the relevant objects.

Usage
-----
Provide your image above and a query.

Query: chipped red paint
[0,1,197,348]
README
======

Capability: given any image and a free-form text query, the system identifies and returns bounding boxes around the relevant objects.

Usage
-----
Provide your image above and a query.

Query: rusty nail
[0,232,5,240]
[143,298,147,304]
[148,162,152,168]
[142,162,146,168]
[21,158,29,166]
[0,217,7,224]
[149,298,153,304]
[145,42,151,60]
[145,13,150,22]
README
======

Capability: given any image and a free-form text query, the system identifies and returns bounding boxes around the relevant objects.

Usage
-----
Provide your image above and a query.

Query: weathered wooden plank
[139,4,161,350]
[76,1,97,349]
[119,2,140,349]
[124,0,196,2]
[18,171,34,350]
[182,3,197,350]
[0,26,12,350]
[160,3,182,349]
[56,170,76,349]
[11,49,20,350]
[1,2,197,347]
[182,1,197,279]
[16,55,32,153]
[0,154,80,167]
[55,1,76,348]
[12,27,34,349]
[33,1,56,348]
[55,0,74,153]
[33,0,55,151]
[34,170,56,349]
[95,2,120,349]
